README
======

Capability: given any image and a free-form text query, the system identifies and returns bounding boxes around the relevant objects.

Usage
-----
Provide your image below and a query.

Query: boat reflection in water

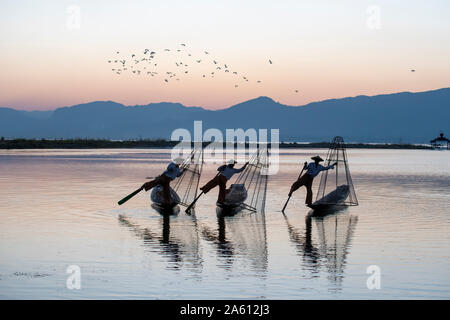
[199,208,268,275]
[284,208,358,291]
[118,208,202,271]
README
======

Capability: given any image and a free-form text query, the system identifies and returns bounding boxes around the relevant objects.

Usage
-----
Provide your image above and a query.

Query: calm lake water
[0,148,449,299]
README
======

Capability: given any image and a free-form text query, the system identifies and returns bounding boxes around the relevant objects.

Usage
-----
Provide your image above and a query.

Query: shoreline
[0,139,433,150]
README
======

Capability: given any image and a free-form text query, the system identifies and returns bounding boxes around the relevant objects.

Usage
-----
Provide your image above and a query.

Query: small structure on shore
[430,133,449,150]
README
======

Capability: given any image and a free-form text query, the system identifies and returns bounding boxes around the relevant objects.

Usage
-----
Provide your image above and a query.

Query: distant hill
[1,88,449,143]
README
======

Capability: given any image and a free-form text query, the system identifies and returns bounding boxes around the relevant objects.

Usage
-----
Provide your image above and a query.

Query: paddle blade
[118,188,142,205]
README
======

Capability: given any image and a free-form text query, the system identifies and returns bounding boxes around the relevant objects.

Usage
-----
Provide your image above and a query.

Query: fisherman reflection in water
[289,155,337,206]
[200,159,249,204]
[141,157,185,206]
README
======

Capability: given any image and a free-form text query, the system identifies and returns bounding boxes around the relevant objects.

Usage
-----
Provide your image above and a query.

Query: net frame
[172,147,203,207]
[233,148,269,213]
[315,136,358,206]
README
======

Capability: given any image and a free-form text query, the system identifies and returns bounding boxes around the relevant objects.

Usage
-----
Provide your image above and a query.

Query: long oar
[281,162,307,213]
[185,172,220,213]
[185,191,204,213]
[281,195,291,213]
[118,187,143,205]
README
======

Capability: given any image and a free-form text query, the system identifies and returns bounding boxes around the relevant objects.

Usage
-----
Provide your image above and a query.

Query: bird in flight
[110,45,272,87]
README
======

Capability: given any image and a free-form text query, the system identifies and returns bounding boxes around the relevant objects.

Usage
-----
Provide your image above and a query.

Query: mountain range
[1,88,449,143]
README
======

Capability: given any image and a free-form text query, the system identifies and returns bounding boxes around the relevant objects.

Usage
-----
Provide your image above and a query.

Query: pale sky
[0,0,449,110]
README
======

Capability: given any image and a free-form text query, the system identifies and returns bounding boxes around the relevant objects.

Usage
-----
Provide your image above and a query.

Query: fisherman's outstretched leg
[289,174,308,196]
[289,180,302,196]
[200,176,221,193]
[142,177,160,191]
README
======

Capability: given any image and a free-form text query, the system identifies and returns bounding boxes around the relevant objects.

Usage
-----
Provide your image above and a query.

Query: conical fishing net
[315,136,358,206]
[172,147,203,207]
[230,148,269,213]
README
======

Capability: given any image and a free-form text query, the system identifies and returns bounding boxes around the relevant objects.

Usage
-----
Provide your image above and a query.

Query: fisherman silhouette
[141,158,185,206]
[200,160,249,204]
[288,156,337,206]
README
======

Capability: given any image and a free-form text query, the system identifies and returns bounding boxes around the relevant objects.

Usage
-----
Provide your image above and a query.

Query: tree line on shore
[0,138,431,150]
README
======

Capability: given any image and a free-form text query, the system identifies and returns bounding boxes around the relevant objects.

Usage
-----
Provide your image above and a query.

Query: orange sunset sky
[0,0,449,110]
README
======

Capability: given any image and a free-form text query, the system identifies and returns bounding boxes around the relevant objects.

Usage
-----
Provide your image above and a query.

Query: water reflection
[284,214,320,273]
[315,212,358,291]
[284,209,358,290]
[118,212,202,271]
[200,214,234,268]
[199,209,268,274]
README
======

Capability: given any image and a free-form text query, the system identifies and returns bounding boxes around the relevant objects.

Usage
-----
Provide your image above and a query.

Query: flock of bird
[107,44,299,92]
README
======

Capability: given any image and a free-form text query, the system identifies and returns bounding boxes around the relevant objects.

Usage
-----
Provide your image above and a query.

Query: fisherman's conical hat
[311,155,324,162]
